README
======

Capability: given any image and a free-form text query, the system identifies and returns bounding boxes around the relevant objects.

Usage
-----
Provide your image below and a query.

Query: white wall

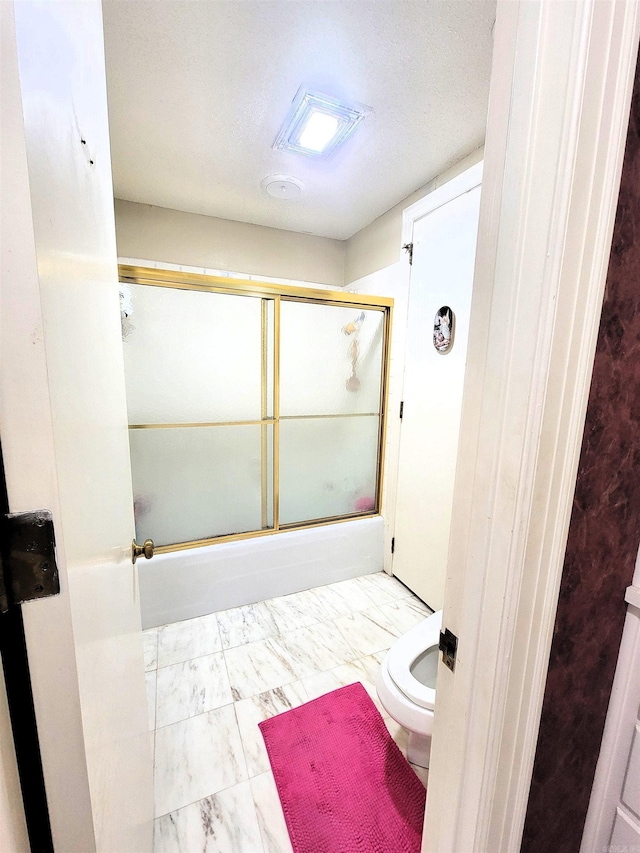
[344,147,484,284]
[115,199,346,287]
[116,148,484,290]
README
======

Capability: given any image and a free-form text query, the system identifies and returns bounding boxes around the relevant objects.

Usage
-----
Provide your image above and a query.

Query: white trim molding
[401,161,483,245]
[424,2,640,852]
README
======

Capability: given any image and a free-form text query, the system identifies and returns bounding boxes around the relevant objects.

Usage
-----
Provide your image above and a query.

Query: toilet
[376,609,442,768]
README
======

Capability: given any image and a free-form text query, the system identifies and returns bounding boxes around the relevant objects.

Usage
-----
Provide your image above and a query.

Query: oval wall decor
[433,306,455,354]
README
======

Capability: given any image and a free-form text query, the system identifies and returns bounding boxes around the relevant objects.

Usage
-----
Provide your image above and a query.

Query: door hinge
[391,537,395,554]
[0,511,60,614]
[402,242,413,265]
[438,627,458,672]
[399,401,404,420]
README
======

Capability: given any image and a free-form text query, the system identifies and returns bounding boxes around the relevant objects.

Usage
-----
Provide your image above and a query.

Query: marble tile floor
[144,571,432,853]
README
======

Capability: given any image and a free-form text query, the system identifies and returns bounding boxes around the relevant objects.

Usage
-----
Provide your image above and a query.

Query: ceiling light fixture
[273,88,370,159]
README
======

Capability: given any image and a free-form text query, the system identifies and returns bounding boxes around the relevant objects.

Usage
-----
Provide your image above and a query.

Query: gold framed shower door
[119,264,394,554]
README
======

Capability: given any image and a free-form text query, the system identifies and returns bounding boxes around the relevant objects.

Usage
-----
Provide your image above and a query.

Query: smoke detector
[261,175,305,200]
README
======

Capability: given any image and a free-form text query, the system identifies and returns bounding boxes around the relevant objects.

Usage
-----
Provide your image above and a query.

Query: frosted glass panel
[280,301,384,416]
[279,416,379,524]
[130,425,265,545]
[121,284,262,423]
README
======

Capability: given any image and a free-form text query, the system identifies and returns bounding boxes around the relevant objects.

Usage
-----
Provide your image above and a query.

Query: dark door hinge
[402,242,413,265]
[399,401,404,420]
[0,511,60,613]
[439,627,458,672]
[391,537,395,554]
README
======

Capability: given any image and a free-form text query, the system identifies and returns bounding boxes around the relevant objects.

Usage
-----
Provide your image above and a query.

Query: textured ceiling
[102,1,495,241]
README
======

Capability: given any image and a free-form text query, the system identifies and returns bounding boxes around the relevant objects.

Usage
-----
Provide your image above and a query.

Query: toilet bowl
[376,609,442,768]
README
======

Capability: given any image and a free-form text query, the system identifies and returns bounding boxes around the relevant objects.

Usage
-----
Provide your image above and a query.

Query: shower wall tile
[216,600,280,649]
[333,606,401,657]
[235,682,309,778]
[153,703,247,817]
[522,62,640,852]
[156,612,221,668]
[250,771,294,853]
[155,651,232,728]
[153,780,263,853]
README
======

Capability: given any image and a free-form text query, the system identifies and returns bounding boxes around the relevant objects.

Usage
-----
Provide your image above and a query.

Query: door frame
[2,0,639,850]
[1,2,154,850]
[424,1,640,851]
[400,162,483,247]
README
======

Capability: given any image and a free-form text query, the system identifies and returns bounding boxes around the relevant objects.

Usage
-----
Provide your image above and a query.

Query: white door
[393,183,481,609]
[0,668,28,853]
[581,554,640,852]
[1,2,153,850]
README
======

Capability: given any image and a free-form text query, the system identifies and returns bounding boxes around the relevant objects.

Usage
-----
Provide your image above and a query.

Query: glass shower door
[278,300,385,525]
[120,269,390,550]
[121,283,274,547]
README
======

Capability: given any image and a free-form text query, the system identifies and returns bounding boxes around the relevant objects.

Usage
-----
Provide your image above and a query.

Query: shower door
[120,269,392,552]
[121,282,275,547]
[278,299,386,526]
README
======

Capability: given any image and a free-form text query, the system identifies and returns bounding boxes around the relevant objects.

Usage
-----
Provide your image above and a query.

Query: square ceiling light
[273,88,370,159]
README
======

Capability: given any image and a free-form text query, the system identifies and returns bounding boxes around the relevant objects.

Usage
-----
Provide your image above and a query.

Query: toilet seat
[386,609,442,710]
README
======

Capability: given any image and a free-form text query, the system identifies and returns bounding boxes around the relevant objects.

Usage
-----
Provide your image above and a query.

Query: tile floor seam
[276,619,359,668]
[155,647,226,672]
[153,668,158,731]
[152,698,236,734]
[326,615,361,661]
[155,647,226,670]
[231,701,251,782]
[152,774,260,822]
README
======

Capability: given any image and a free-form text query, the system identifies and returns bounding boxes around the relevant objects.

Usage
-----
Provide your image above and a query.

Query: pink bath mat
[258,682,426,853]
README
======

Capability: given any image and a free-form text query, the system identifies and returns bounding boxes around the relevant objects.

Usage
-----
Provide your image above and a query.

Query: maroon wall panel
[521,62,640,852]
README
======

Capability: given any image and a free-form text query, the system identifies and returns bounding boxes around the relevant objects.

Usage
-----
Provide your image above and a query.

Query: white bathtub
[139,515,384,629]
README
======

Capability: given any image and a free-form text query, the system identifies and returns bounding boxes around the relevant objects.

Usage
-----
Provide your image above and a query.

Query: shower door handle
[132,538,155,564]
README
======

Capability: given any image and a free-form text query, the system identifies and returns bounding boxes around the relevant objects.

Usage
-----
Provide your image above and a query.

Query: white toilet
[376,609,442,768]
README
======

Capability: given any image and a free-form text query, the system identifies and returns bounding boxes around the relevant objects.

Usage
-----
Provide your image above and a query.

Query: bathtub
[138,515,384,628]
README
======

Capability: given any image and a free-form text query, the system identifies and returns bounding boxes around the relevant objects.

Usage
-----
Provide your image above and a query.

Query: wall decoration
[433,306,454,353]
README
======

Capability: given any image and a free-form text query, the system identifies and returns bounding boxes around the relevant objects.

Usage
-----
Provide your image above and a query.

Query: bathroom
[98,1,492,847]
[94,3,494,850]
[7,1,635,852]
